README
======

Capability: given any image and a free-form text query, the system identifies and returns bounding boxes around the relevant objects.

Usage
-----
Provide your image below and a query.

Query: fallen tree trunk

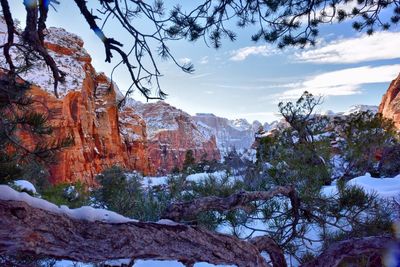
[1,188,393,267]
[0,199,269,266]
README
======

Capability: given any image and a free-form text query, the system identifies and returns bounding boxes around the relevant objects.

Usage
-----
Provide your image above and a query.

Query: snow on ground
[142,175,169,187]
[322,173,400,198]
[347,174,400,198]
[140,171,242,188]
[0,185,136,223]
[186,171,243,184]
[186,171,227,183]
[12,180,37,194]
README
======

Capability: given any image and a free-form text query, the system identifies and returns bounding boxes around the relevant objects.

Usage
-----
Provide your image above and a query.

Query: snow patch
[12,180,37,194]
[322,173,400,198]
[157,219,180,226]
[0,185,137,223]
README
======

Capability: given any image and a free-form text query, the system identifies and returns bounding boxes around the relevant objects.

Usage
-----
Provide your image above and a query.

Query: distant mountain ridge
[192,113,264,154]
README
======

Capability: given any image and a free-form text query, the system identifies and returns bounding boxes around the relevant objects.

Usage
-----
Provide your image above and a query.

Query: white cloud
[278,64,400,100]
[179,57,191,64]
[230,45,276,61]
[296,32,400,64]
[199,56,209,64]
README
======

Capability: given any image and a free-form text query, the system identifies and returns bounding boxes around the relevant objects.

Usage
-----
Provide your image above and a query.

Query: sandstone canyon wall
[124,100,221,175]
[379,73,400,129]
[0,20,220,184]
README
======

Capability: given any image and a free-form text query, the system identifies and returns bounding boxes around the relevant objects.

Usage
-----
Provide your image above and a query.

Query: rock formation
[379,73,400,129]
[0,24,155,185]
[193,113,262,154]
[125,100,220,175]
[0,20,156,184]
[1,21,223,183]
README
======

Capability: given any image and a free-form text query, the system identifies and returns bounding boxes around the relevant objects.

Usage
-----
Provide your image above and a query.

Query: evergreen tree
[0,72,72,188]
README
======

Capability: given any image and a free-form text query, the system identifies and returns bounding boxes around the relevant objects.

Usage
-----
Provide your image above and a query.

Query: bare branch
[1,0,16,73]
[162,186,299,222]
[21,0,65,98]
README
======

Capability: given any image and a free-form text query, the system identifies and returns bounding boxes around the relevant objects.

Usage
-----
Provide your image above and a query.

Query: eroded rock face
[193,113,261,154]
[125,100,220,175]
[0,21,152,185]
[119,106,153,174]
[379,73,400,129]
[1,19,221,183]
[21,70,152,185]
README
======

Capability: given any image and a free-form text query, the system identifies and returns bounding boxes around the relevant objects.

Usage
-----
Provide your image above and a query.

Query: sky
[7,1,400,123]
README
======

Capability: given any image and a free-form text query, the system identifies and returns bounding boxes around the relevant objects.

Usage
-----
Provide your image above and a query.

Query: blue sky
[8,2,400,123]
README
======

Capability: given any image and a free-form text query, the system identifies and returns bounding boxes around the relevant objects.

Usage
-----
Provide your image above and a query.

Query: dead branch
[0,0,15,73]
[21,0,65,98]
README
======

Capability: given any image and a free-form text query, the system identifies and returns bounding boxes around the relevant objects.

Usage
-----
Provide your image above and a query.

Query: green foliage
[251,92,394,260]
[167,172,248,230]
[257,91,332,194]
[0,73,72,187]
[336,111,398,178]
[92,166,143,218]
[92,166,170,221]
[41,182,89,209]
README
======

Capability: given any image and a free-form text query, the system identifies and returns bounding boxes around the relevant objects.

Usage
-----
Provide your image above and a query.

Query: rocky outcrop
[125,100,220,175]
[0,21,154,185]
[193,114,262,154]
[379,73,400,129]
[0,19,227,182]
[119,106,152,173]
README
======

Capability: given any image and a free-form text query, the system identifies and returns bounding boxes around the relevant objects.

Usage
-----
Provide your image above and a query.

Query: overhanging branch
[162,186,299,222]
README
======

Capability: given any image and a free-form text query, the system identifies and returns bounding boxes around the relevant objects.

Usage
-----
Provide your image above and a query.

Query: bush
[41,182,89,208]
[335,111,398,178]
[92,166,170,221]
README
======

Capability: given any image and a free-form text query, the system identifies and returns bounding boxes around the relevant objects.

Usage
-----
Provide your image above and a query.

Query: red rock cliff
[1,21,220,183]
[379,73,400,129]
[125,100,221,175]
[0,23,151,185]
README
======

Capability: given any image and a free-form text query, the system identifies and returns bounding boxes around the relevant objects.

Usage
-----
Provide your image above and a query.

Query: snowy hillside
[193,113,262,153]
[0,17,89,97]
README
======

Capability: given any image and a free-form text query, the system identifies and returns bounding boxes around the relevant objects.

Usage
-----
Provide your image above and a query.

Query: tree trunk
[0,199,268,267]
[301,236,394,267]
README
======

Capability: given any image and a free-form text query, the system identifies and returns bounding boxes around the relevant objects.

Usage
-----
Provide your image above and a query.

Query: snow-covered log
[0,198,269,266]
